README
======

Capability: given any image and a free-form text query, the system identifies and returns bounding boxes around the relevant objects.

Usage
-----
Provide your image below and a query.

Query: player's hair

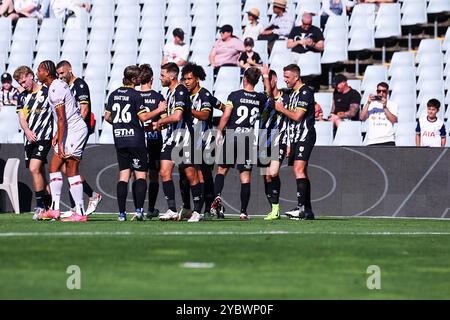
[427,98,441,110]
[39,60,58,79]
[377,82,389,91]
[269,69,277,81]
[244,67,262,86]
[161,62,179,76]
[56,60,72,69]
[139,64,153,84]
[123,65,141,86]
[13,66,34,82]
[181,62,206,81]
[283,64,301,76]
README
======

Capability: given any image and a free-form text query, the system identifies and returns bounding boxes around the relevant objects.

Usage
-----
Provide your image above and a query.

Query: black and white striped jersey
[286,84,315,144]
[259,89,290,147]
[1,87,19,106]
[16,86,53,146]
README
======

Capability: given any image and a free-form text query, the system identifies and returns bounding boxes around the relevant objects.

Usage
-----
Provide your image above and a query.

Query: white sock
[68,175,85,215]
[49,172,63,210]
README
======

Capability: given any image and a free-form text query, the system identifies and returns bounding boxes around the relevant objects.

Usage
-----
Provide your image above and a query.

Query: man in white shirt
[162,28,189,67]
[416,99,446,147]
[360,82,398,146]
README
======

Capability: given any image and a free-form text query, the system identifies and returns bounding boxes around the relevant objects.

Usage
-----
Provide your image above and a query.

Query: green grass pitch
[0,213,449,300]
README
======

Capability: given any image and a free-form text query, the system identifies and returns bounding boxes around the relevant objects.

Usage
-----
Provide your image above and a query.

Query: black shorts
[24,140,51,168]
[288,133,316,165]
[257,143,287,167]
[116,147,148,172]
[217,135,255,172]
[147,140,162,171]
[160,140,195,169]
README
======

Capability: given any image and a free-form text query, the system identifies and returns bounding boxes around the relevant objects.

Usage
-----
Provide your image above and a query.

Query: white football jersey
[416,116,446,147]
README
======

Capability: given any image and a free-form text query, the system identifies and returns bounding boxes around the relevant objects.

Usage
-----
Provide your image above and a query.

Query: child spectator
[416,99,446,147]
[243,8,265,41]
[239,37,263,70]
[0,72,19,107]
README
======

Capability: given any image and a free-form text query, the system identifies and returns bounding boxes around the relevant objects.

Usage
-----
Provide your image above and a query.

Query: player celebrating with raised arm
[275,64,316,220]
[156,62,204,223]
[56,60,102,217]
[211,67,268,220]
[104,65,166,222]
[36,60,88,222]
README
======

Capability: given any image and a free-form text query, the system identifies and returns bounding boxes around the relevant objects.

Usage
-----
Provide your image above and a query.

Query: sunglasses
[376,89,387,93]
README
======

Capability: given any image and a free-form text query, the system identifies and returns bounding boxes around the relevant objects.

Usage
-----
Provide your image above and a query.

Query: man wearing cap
[209,24,245,74]
[329,74,361,129]
[258,0,294,53]
[288,12,324,64]
[162,28,189,67]
[0,72,19,107]
[243,8,265,41]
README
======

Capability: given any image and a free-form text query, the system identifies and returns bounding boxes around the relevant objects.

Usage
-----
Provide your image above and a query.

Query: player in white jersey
[416,99,446,147]
[36,60,88,222]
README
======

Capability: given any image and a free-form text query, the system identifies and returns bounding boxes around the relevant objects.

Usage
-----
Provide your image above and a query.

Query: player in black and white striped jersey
[13,66,53,219]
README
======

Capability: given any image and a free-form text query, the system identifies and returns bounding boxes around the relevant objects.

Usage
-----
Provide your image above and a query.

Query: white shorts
[54,126,88,159]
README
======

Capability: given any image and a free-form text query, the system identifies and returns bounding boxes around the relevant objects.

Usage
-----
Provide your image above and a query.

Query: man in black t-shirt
[287,12,324,63]
[105,66,151,222]
[329,74,362,129]
[56,60,102,217]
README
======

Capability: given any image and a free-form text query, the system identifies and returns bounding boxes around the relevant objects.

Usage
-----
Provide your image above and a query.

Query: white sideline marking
[1,231,450,237]
[180,262,215,269]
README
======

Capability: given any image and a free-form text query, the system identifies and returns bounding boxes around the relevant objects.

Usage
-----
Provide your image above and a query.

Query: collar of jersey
[31,85,42,94]
[190,86,202,96]
[122,85,134,88]
[293,83,305,93]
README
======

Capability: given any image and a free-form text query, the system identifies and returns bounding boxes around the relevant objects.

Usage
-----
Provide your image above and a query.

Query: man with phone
[360,82,398,146]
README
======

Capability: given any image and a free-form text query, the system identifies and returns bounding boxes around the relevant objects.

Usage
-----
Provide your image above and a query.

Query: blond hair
[13,66,34,82]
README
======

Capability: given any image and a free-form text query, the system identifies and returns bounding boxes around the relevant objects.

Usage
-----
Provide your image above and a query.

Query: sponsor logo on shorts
[132,158,141,169]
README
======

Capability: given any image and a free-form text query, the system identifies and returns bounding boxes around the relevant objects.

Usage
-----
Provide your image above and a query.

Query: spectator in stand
[329,74,361,129]
[162,28,189,67]
[243,8,265,41]
[209,24,245,74]
[360,82,398,146]
[14,0,49,19]
[287,12,324,64]
[50,0,91,20]
[0,72,19,107]
[239,37,263,71]
[320,0,353,29]
[258,0,294,53]
[358,0,396,4]
[315,102,324,121]
[0,0,19,20]
[416,99,446,147]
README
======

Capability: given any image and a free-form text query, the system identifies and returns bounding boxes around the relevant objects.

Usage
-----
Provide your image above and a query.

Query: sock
[117,181,128,214]
[83,180,94,198]
[134,179,147,211]
[214,173,225,197]
[35,190,46,209]
[148,182,159,212]
[270,176,281,205]
[69,192,76,209]
[44,193,52,210]
[240,183,251,215]
[264,179,272,205]
[179,171,191,210]
[49,172,63,210]
[68,175,85,215]
[203,175,215,212]
[305,179,312,211]
[162,180,177,212]
[191,183,203,213]
[296,178,308,208]
[132,180,137,209]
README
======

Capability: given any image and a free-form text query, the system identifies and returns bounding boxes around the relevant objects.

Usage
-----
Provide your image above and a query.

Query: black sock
[240,183,251,214]
[179,171,191,210]
[203,175,214,212]
[191,183,203,213]
[270,176,281,205]
[44,193,52,210]
[296,178,308,208]
[132,180,137,209]
[134,179,147,211]
[83,180,94,198]
[264,179,272,205]
[162,180,177,212]
[35,190,46,208]
[117,181,128,213]
[69,192,75,209]
[305,179,312,211]
[148,182,159,212]
[214,173,225,197]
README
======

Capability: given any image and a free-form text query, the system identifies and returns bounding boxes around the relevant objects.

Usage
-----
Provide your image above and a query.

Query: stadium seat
[390,93,417,113]
[375,3,401,39]
[388,52,415,76]
[347,79,361,93]
[297,52,321,76]
[416,66,443,89]
[296,0,320,16]
[348,28,375,51]
[98,121,114,144]
[361,66,388,91]
[442,27,450,52]
[427,0,450,14]
[321,40,348,64]
[214,67,241,91]
[395,122,417,146]
[416,54,443,76]
[0,158,21,214]
[401,0,427,26]
[333,121,363,146]
[315,92,333,119]
[415,39,442,63]
[315,121,334,146]
[397,106,417,123]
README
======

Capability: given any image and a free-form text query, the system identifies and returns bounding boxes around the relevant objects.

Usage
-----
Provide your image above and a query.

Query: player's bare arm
[18,110,36,142]
[139,101,167,122]
[275,101,305,122]
[104,110,112,124]
[192,108,210,121]
[156,109,182,128]
[80,102,89,120]
[55,103,67,158]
